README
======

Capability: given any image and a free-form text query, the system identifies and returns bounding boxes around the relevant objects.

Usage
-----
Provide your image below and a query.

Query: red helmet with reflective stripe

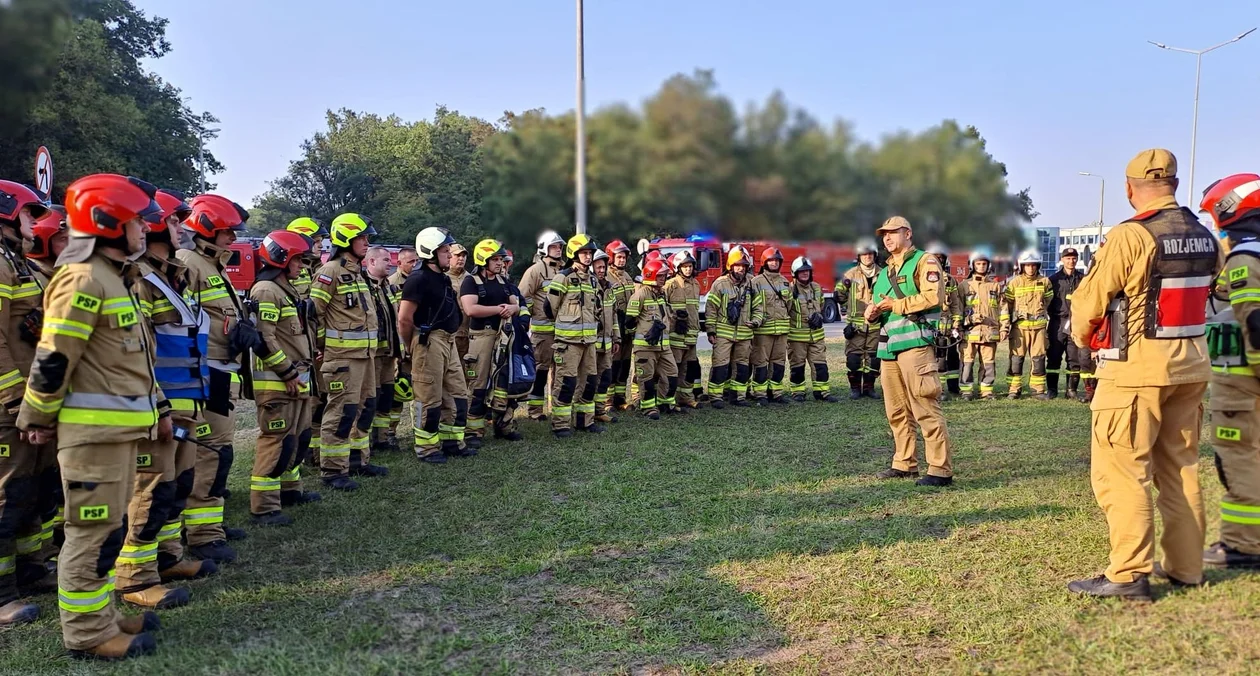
[185,194,248,238]
[759,246,782,264]
[29,206,67,259]
[1201,173,1260,230]
[64,174,162,239]
[0,180,49,224]
[153,189,192,231]
[642,258,666,284]
[259,230,313,268]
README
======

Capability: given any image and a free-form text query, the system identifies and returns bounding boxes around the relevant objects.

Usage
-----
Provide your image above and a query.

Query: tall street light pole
[1148,28,1255,204]
[574,0,588,235]
[1078,172,1105,242]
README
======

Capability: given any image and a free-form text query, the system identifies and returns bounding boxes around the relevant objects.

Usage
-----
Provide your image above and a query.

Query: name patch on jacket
[207,275,225,287]
[1159,235,1216,259]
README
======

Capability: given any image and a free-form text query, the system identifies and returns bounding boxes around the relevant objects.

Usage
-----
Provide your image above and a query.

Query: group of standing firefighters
[2,147,1260,661]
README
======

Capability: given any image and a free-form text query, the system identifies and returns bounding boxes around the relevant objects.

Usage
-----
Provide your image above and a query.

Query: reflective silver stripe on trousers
[325,329,374,340]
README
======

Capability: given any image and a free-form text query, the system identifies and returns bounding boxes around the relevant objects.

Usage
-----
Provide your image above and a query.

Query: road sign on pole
[34,146,53,198]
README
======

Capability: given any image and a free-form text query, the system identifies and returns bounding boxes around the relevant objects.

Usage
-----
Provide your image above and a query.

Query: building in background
[1057,225,1110,269]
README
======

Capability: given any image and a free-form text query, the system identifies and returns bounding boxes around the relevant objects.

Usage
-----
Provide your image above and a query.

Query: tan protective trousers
[527,332,555,417]
[707,336,751,401]
[319,357,375,476]
[788,340,830,396]
[369,354,396,456]
[670,343,699,406]
[0,411,52,606]
[57,441,138,651]
[186,375,236,547]
[962,341,998,398]
[751,333,789,400]
[881,346,953,478]
[157,408,198,569]
[252,392,312,515]
[115,433,176,593]
[1209,376,1260,555]
[466,329,518,438]
[1089,380,1206,584]
[551,341,598,431]
[1008,325,1048,394]
[632,346,678,413]
[412,331,468,457]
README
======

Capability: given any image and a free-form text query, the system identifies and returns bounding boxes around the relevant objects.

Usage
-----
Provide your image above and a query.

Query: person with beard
[835,240,883,399]
[519,231,565,420]
[663,250,703,408]
[958,250,1006,401]
[18,174,164,659]
[786,256,837,402]
[705,246,762,408]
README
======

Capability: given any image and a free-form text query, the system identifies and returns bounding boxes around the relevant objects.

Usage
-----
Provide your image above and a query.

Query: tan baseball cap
[876,215,912,234]
[1125,149,1177,180]
[450,243,467,255]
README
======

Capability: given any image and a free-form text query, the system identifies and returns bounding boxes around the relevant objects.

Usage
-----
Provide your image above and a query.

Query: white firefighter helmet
[926,241,949,257]
[536,230,564,257]
[969,248,992,266]
[670,250,696,269]
[791,256,813,275]
[1017,249,1041,266]
[855,239,878,256]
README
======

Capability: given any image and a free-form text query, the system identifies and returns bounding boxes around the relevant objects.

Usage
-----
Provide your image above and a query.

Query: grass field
[2,342,1258,675]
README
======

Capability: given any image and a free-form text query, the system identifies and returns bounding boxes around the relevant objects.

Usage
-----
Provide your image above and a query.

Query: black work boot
[280,490,322,506]
[792,393,806,403]
[849,387,862,400]
[351,463,390,476]
[189,540,237,565]
[875,467,918,479]
[709,397,726,409]
[553,428,573,439]
[1067,574,1152,602]
[915,475,953,487]
[0,599,39,626]
[250,511,294,527]
[323,474,361,489]
[225,527,247,542]
[1204,541,1260,569]
[1152,562,1202,588]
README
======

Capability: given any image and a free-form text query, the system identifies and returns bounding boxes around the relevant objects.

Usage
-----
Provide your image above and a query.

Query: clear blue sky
[139,0,1259,231]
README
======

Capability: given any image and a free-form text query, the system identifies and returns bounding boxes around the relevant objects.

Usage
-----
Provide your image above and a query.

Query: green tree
[0,0,220,199]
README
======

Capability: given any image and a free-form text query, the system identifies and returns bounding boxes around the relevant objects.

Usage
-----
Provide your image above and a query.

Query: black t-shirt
[460,274,510,331]
[401,265,462,334]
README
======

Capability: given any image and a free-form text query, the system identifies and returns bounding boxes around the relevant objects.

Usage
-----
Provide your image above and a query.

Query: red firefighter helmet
[760,246,783,266]
[29,205,67,259]
[184,194,248,238]
[64,174,162,239]
[605,239,630,257]
[259,230,313,268]
[153,189,192,231]
[642,258,666,284]
[0,180,49,224]
[1201,173,1260,230]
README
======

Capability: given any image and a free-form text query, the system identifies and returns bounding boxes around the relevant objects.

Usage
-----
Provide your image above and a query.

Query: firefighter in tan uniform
[177,194,257,563]
[664,251,703,408]
[1004,250,1054,399]
[866,216,954,487]
[248,231,323,528]
[284,217,327,299]
[787,256,836,401]
[592,250,621,422]
[1067,149,1221,601]
[1198,173,1260,570]
[520,231,564,419]
[958,250,1006,400]
[116,189,220,612]
[18,173,165,659]
[448,244,472,360]
[461,239,526,441]
[546,234,603,436]
[835,241,883,399]
[364,246,400,461]
[705,247,762,408]
[387,247,417,445]
[603,241,636,408]
[311,214,381,487]
[751,248,792,405]
[399,228,469,462]
[0,181,52,626]
[25,204,68,578]
[627,258,679,419]
[927,243,964,398]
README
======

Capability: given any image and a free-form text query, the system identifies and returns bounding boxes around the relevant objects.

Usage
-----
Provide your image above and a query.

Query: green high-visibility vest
[872,249,942,359]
